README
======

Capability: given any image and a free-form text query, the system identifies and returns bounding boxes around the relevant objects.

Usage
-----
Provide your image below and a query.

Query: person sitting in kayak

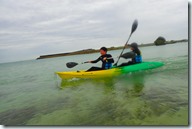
[86,47,114,71]
[118,42,142,67]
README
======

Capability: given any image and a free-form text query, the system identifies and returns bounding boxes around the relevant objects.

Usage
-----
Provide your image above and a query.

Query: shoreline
[36,39,188,60]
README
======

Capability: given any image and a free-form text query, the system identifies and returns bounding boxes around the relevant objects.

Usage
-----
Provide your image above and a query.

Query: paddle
[66,52,135,68]
[113,19,138,66]
[66,61,88,68]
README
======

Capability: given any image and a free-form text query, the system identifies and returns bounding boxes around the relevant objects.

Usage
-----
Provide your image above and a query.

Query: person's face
[100,49,106,55]
[130,47,134,51]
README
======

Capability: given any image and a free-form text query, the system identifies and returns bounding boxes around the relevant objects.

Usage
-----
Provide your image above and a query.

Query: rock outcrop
[154,36,166,46]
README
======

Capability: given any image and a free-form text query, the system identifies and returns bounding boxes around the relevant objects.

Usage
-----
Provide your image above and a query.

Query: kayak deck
[56,62,164,79]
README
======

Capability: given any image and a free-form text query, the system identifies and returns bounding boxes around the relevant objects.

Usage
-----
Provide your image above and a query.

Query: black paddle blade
[131,19,138,34]
[120,51,136,59]
[66,62,78,68]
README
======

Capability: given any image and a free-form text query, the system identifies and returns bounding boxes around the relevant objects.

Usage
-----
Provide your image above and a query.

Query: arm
[105,54,114,63]
[88,57,101,63]
[120,51,136,59]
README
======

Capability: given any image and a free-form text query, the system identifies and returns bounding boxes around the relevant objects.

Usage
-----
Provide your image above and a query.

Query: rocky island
[36,38,188,60]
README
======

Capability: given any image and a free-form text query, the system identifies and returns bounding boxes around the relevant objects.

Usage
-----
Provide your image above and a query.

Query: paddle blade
[131,19,138,34]
[120,51,136,59]
[66,62,78,68]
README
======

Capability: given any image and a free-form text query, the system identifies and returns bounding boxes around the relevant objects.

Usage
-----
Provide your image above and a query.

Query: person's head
[130,42,138,50]
[100,47,107,55]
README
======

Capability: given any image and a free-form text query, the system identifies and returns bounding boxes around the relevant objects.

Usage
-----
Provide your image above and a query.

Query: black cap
[130,42,138,49]
[100,47,107,52]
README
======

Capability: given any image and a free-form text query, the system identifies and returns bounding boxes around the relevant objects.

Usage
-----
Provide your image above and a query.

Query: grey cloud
[0,0,188,63]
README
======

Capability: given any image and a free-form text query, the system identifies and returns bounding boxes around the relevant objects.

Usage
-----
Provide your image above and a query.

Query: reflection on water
[43,69,188,126]
[59,72,145,93]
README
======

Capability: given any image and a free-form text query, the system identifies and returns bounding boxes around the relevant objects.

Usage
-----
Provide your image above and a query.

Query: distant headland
[36,39,188,60]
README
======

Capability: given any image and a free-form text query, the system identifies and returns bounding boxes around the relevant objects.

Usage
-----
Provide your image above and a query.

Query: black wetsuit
[118,49,142,67]
[87,54,114,71]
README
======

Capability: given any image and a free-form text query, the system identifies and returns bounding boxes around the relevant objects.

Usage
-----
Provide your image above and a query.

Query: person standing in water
[86,47,114,71]
[118,42,142,67]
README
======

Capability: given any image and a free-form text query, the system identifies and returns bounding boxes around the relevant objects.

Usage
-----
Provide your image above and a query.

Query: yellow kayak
[56,68,120,79]
[56,62,164,79]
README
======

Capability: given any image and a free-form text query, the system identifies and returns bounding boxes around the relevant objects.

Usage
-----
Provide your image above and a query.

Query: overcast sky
[0,0,189,63]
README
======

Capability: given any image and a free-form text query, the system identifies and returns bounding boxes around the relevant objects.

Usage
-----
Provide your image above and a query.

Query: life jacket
[135,55,142,63]
[105,62,112,69]
[100,54,114,69]
[132,49,142,63]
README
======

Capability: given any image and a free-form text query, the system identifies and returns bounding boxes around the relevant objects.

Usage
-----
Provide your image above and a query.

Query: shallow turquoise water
[0,42,188,125]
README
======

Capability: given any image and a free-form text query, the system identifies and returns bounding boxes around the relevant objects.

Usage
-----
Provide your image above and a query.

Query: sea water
[0,42,188,125]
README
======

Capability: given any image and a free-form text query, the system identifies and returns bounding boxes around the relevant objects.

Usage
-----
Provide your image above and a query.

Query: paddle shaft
[114,33,132,66]
[114,19,138,66]
[66,57,114,68]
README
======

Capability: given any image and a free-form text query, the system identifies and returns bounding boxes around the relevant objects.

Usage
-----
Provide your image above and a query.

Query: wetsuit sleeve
[91,57,101,63]
[106,54,114,63]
